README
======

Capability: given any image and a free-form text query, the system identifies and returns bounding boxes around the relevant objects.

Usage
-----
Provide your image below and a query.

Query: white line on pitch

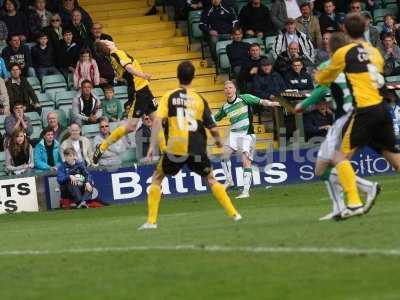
[0,245,399,257]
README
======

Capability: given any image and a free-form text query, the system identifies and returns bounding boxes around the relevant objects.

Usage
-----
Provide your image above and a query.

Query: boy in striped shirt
[214,81,279,198]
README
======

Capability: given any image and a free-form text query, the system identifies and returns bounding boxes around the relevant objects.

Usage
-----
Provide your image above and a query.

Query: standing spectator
[47,111,64,141]
[71,79,101,125]
[319,0,340,34]
[0,19,8,47]
[199,0,237,62]
[380,14,400,44]
[253,57,286,101]
[5,63,40,113]
[28,0,52,40]
[1,0,29,42]
[226,27,250,79]
[238,0,275,38]
[101,84,122,122]
[90,22,112,43]
[93,117,127,166]
[44,13,63,51]
[73,48,100,89]
[270,0,301,31]
[363,12,380,47]
[135,114,152,161]
[2,34,35,77]
[4,101,33,141]
[5,128,34,175]
[70,9,91,48]
[274,18,315,64]
[34,126,61,171]
[57,147,94,208]
[0,77,10,114]
[284,58,314,91]
[314,31,331,66]
[56,29,80,80]
[303,101,333,142]
[60,123,94,166]
[239,43,266,92]
[59,0,92,30]
[379,33,400,76]
[31,32,59,81]
[295,2,322,48]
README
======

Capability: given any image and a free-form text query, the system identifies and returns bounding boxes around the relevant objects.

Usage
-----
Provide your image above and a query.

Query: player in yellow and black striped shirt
[315,14,400,219]
[138,61,242,230]
[92,40,158,164]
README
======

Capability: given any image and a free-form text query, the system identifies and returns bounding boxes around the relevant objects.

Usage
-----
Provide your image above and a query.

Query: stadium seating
[42,74,67,91]
[82,124,100,140]
[27,76,41,92]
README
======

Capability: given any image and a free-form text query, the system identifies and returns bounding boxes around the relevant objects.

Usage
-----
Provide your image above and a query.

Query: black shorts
[156,152,212,177]
[129,86,158,118]
[341,102,398,154]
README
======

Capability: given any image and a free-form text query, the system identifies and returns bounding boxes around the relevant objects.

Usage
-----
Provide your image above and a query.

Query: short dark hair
[81,79,92,88]
[231,26,243,34]
[7,33,20,43]
[102,83,113,92]
[8,62,21,70]
[300,2,310,9]
[344,13,366,39]
[13,100,24,108]
[63,28,73,35]
[41,126,53,138]
[382,32,395,40]
[63,147,76,156]
[37,31,48,39]
[292,58,303,65]
[177,61,195,85]
[250,43,261,49]
[329,32,350,53]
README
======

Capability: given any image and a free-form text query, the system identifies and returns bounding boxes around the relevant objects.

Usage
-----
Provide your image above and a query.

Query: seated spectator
[44,13,63,51]
[56,29,80,81]
[59,0,93,30]
[101,84,122,122]
[72,79,101,125]
[57,147,94,208]
[93,116,127,166]
[314,31,331,66]
[73,48,100,89]
[5,63,41,113]
[34,126,61,171]
[28,0,52,41]
[0,56,10,79]
[348,0,362,14]
[4,101,33,141]
[379,33,400,76]
[2,34,35,77]
[60,122,93,166]
[135,114,154,161]
[70,9,91,48]
[47,111,64,141]
[387,95,400,138]
[295,2,322,48]
[199,0,237,62]
[318,0,340,34]
[0,19,8,47]
[238,0,275,38]
[31,32,59,81]
[239,43,266,92]
[1,0,29,42]
[381,14,400,44]
[303,101,333,142]
[226,27,250,79]
[274,18,315,64]
[5,128,34,175]
[0,77,9,114]
[363,12,380,47]
[90,22,112,44]
[271,0,301,31]
[253,57,286,100]
[274,41,310,75]
[121,101,131,120]
[284,58,313,91]
[93,41,114,87]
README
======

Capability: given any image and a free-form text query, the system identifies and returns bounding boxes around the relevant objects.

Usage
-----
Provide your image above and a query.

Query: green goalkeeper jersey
[214,94,261,134]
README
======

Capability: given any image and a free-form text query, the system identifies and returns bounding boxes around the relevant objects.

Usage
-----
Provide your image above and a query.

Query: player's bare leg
[221,146,234,189]
[236,152,252,199]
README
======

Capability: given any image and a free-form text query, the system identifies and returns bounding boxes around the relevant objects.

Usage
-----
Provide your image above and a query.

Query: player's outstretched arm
[209,127,223,148]
[294,85,330,113]
[260,99,280,107]
[125,64,152,81]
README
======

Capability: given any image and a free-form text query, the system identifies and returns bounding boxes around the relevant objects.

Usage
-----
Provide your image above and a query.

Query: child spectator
[4,101,33,141]
[101,84,122,122]
[28,0,53,40]
[1,0,29,42]
[31,32,59,81]
[56,29,80,80]
[57,147,94,209]
[34,126,61,171]
[71,79,101,125]
[5,128,34,175]
[2,34,35,77]
[73,48,100,90]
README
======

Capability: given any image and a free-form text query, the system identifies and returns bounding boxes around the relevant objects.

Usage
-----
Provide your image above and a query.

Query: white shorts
[317,111,352,161]
[226,131,256,160]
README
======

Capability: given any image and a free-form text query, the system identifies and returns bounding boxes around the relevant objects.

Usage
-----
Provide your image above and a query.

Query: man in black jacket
[2,34,35,77]
[284,58,314,91]
[199,0,237,62]
[303,101,333,142]
[5,63,41,113]
[239,43,266,93]
[318,0,340,33]
[226,27,250,79]
[253,57,286,100]
[31,32,59,81]
[238,0,276,38]
[56,29,80,81]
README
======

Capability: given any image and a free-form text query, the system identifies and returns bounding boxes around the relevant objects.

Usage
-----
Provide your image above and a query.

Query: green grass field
[1,175,399,300]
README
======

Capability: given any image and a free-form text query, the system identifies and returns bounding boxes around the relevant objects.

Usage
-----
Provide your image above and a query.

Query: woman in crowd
[5,128,34,175]
[44,13,63,51]
[1,0,29,42]
[73,48,100,90]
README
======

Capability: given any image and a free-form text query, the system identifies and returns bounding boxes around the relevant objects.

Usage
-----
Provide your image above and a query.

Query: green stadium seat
[27,76,41,92]
[42,74,67,91]
[113,85,128,100]
[188,10,203,43]
[373,8,396,24]
[264,35,277,55]
[0,151,5,177]
[385,75,400,82]
[31,125,43,140]
[55,90,77,107]
[56,109,68,128]
[82,124,99,140]
[121,148,136,163]
[93,87,105,100]
[216,40,233,73]
[67,73,74,90]
[110,121,123,131]
[46,87,68,101]
[0,115,6,130]
[25,111,41,126]
[36,92,55,109]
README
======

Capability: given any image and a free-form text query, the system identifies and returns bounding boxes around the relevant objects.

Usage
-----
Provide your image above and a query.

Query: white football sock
[221,159,233,183]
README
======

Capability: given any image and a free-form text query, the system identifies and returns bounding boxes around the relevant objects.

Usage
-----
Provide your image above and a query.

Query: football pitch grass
[1,175,400,300]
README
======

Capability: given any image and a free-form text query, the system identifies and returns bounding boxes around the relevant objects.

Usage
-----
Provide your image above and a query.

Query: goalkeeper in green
[214,81,280,199]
